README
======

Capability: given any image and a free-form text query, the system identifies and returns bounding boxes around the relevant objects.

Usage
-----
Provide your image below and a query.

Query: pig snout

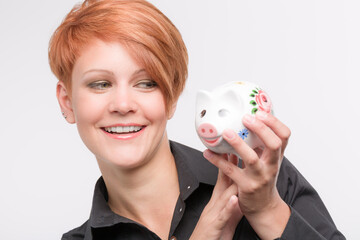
[198,123,218,138]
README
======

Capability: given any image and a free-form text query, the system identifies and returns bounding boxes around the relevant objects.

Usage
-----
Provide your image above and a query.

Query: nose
[198,123,218,138]
[109,86,137,115]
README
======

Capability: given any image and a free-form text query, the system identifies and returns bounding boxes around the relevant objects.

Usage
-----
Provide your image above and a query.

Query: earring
[62,111,67,119]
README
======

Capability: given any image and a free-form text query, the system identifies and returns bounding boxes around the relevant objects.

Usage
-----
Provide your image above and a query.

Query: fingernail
[203,150,213,159]
[230,195,238,203]
[256,111,268,120]
[243,114,255,124]
[223,129,235,140]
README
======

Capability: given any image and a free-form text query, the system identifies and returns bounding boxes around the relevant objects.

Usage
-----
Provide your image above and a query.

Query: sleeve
[276,157,346,240]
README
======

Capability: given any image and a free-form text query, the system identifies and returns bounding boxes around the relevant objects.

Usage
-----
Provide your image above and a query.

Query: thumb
[216,195,239,229]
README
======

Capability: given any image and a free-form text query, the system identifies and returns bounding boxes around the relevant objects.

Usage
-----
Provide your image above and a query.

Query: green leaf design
[250,100,257,106]
[252,90,258,94]
[251,108,258,114]
[250,94,255,97]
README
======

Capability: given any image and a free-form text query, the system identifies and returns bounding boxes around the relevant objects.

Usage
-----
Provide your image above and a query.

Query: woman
[49,0,345,239]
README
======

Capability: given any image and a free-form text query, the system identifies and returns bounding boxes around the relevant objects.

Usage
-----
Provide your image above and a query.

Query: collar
[169,141,218,186]
[88,141,218,229]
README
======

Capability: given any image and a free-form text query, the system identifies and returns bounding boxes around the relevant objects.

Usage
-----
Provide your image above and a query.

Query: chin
[99,145,157,170]
[106,150,146,168]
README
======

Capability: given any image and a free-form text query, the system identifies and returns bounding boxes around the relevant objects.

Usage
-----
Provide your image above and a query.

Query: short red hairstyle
[48,0,188,111]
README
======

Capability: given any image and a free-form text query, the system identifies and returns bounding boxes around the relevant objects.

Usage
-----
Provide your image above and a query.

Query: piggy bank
[195,81,273,155]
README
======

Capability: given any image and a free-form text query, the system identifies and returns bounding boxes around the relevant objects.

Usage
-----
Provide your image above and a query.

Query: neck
[98,135,179,239]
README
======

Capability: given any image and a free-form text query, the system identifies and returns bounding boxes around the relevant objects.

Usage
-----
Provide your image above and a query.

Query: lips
[104,125,143,134]
[202,136,221,147]
[102,124,146,140]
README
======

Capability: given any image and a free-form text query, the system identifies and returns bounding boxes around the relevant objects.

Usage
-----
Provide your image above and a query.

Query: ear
[222,88,241,104]
[220,88,244,112]
[195,90,212,112]
[56,81,76,124]
[167,102,177,120]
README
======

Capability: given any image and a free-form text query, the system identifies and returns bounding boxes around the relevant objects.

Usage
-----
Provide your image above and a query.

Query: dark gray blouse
[62,141,345,240]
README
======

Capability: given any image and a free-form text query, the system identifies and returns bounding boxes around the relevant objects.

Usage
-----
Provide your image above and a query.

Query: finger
[211,183,238,214]
[253,147,263,159]
[221,129,262,176]
[255,111,291,156]
[210,153,233,201]
[228,153,239,167]
[242,114,282,164]
[217,195,239,229]
[212,169,231,201]
[221,154,233,186]
[228,153,246,169]
[220,196,243,240]
[204,149,245,185]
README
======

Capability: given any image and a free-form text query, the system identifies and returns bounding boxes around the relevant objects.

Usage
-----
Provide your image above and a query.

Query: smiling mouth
[103,125,144,134]
[202,136,221,146]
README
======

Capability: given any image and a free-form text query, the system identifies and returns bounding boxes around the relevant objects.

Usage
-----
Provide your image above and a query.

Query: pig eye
[218,109,229,117]
[200,110,206,118]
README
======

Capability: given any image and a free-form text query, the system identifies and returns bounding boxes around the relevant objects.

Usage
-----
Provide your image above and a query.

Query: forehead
[71,39,145,81]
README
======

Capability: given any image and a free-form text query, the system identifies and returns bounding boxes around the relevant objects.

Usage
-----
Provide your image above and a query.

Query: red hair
[48,0,188,111]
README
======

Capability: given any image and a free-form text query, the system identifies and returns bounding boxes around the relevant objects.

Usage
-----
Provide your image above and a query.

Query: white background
[0,0,359,239]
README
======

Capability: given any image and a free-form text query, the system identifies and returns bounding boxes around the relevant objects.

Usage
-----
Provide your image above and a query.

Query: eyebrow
[82,68,147,78]
[82,69,114,77]
[132,68,147,76]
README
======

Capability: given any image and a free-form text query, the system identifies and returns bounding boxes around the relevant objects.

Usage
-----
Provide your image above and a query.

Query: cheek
[72,93,106,125]
[141,93,167,122]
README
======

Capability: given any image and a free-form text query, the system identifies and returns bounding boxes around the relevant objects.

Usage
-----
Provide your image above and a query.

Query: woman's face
[59,39,173,170]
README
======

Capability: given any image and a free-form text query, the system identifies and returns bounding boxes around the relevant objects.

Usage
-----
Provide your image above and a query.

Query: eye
[135,80,158,89]
[88,81,111,90]
[200,110,206,118]
[218,109,229,117]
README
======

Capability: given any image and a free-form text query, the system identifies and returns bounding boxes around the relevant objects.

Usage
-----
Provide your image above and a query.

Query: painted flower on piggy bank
[195,81,273,155]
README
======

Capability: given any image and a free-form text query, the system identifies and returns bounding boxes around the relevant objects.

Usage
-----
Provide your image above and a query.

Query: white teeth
[105,126,142,133]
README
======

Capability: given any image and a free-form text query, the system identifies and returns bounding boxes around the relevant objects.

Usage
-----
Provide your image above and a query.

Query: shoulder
[61,220,89,240]
[170,141,218,185]
[170,140,204,160]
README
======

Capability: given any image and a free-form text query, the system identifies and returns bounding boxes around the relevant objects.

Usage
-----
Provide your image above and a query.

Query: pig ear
[196,90,212,111]
[221,88,243,109]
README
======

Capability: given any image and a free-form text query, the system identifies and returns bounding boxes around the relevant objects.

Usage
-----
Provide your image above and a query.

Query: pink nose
[198,123,218,138]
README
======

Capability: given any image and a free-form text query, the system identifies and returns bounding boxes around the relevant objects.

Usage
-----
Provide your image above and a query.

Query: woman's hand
[203,111,292,240]
[190,155,243,240]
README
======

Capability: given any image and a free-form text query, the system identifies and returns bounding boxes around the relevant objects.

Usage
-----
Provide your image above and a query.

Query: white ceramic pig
[195,81,273,155]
